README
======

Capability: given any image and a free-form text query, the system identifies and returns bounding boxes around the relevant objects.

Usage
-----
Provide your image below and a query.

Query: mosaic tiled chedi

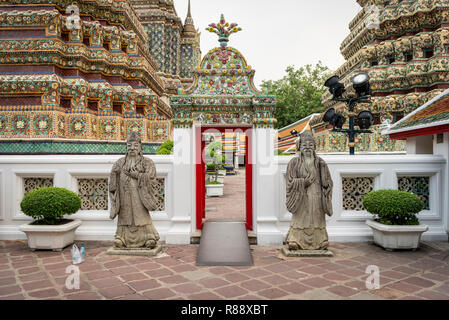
[171,15,276,129]
[130,0,201,94]
[0,0,173,152]
[312,0,449,153]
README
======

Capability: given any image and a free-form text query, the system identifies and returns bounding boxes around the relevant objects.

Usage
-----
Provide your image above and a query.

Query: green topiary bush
[156,147,171,155]
[20,187,82,225]
[362,189,423,225]
[156,140,173,155]
[206,162,216,171]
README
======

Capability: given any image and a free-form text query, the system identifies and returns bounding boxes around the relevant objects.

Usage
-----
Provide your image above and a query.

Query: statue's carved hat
[127,131,142,144]
[296,131,315,151]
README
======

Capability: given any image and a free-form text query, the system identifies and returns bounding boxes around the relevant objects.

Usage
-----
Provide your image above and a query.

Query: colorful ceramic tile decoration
[130,0,201,94]
[0,0,199,154]
[312,0,449,153]
[171,15,276,129]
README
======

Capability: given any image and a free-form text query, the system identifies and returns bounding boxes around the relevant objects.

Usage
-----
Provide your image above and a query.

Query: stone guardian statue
[107,131,161,255]
[282,131,334,256]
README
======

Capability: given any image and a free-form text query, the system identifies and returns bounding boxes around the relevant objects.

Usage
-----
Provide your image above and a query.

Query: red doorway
[196,126,253,231]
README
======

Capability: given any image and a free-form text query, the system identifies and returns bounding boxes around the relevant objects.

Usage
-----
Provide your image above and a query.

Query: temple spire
[182,0,196,38]
[187,0,192,18]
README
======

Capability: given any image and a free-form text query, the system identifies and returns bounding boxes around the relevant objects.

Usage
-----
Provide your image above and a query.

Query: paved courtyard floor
[206,168,246,221]
[0,240,448,300]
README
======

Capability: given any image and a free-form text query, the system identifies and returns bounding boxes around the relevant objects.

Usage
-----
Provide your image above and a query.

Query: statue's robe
[285,155,333,250]
[109,156,160,248]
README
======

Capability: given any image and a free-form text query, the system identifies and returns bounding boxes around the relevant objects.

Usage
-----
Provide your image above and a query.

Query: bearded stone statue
[283,131,333,255]
[108,131,160,252]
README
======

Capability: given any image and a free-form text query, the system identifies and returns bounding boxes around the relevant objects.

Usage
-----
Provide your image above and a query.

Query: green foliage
[20,187,81,225]
[206,141,223,155]
[362,189,423,225]
[206,162,216,170]
[261,62,331,129]
[156,140,173,154]
[275,149,291,156]
[206,141,225,167]
[206,181,223,185]
[156,147,171,155]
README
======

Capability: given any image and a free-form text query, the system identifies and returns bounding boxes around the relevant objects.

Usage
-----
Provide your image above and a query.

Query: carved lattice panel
[77,178,108,210]
[153,178,165,211]
[398,176,430,210]
[342,177,374,211]
[23,177,53,195]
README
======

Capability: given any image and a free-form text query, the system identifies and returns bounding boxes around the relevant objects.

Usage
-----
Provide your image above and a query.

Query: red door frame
[196,126,253,230]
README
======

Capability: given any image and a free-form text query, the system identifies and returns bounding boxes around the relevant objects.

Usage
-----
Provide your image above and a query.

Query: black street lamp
[323,73,374,155]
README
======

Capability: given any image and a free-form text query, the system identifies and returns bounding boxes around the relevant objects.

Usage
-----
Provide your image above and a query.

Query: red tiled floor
[206,169,246,221]
[0,240,448,300]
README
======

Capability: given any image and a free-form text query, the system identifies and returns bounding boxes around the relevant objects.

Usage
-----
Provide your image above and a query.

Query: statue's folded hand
[129,170,140,179]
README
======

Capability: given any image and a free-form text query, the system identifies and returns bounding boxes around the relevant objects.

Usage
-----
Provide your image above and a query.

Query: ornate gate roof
[170,15,276,129]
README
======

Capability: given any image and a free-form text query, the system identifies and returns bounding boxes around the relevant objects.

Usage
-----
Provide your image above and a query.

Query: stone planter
[217,169,226,176]
[366,219,428,251]
[216,175,225,183]
[206,184,224,197]
[20,219,82,251]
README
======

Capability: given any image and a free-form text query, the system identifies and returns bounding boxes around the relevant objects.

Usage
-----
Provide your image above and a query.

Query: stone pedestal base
[281,246,333,257]
[106,245,162,256]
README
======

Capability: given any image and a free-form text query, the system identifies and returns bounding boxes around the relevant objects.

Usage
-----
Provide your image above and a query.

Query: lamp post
[323,73,374,155]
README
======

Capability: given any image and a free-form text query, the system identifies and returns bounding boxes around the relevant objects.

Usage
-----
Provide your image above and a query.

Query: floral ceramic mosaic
[0,0,178,151]
[171,15,276,129]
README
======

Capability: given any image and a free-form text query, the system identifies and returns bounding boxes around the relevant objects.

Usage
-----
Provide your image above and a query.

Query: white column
[253,127,283,245]
[434,133,449,236]
[166,127,195,244]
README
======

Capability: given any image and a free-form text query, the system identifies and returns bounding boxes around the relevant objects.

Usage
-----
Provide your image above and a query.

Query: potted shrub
[19,187,82,251]
[206,162,216,173]
[206,181,224,197]
[156,139,173,155]
[363,189,428,251]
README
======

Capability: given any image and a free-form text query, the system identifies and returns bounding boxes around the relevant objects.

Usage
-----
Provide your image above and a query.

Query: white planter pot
[206,184,224,197]
[218,169,226,176]
[20,219,82,251]
[366,219,428,250]
[216,176,225,183]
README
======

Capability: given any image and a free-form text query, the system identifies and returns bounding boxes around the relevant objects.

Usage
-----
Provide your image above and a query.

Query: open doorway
[204,131,246,222]
[196,126,253,230]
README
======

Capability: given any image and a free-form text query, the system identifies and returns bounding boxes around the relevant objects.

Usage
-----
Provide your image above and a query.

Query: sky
[173,0,362,87]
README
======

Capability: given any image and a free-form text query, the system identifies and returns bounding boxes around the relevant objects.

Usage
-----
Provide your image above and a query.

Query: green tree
[261,62,331,129]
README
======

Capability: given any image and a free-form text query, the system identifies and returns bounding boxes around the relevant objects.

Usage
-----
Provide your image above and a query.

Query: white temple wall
[407,135,434,154]
[0,152,447,244]
[433,132,449,235]
[0,155,177,242]
[258,154,448,245]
